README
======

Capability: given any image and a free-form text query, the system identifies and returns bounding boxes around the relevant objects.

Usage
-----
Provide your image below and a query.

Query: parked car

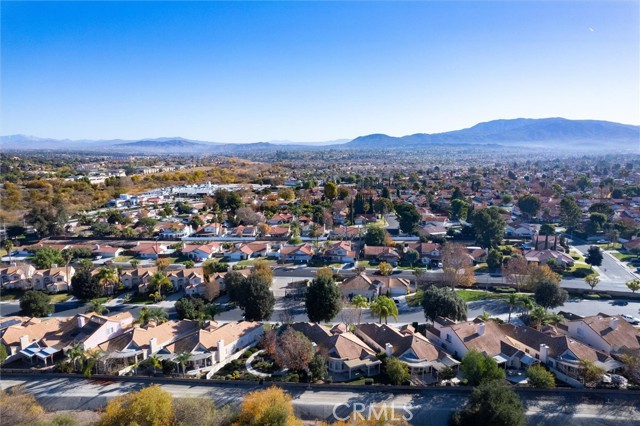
[621,314,640,325]
[611,300,628,306]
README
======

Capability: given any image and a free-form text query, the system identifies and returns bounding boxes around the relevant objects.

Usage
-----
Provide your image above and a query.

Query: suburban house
[279,243,315,263]
[426,318,623,386]
[32,266,76,293]
[290,323,381,380]
[1,312,133,367]
[165,268,205,291]
[524,249,575,268]
[505,224,535,238]
[181,243,221,261]
[340,274,413,299]
[0,264,36,290]
[93,245,124,258]
[362,245,401,266]
[267,213,295,225]
[406,242,442,265]
[157,222,194,240]
[130,242,170,260]
[198,222,222,236]
[98,320,201,373]
[227,242,272,261]
[355,323,459,382]
[158,321,263,373]
[323,241,356,264]
[120,266,158,289]
[564,314,640,357]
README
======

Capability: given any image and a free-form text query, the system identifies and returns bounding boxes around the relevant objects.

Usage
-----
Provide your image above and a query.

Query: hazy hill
[345,118,639,150]
[2,118,638,153]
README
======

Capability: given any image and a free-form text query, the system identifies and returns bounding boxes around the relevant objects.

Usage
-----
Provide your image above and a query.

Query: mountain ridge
[2,118,638,152]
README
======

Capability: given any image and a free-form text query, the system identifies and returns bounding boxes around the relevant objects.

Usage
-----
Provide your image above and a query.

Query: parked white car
[621,314,640,325]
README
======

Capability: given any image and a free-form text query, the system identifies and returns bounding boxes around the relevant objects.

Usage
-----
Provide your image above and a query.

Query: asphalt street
[2,377,639,426]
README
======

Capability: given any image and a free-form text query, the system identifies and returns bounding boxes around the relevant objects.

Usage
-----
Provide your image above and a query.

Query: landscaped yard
[455,289,512,302]
[49,293,71,303]
[113,255,134,263]
[611,251,637,263]
[0,289,23,301]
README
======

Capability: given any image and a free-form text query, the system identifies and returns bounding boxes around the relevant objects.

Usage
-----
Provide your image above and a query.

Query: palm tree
[517,295,535,317]
[145,354,162,375]
[529,306,547,330]
[477,311,491,322]
[137,307,168,326]
[86,299,109,315]
[129,259,141,269]
[66,343,85,373]
[175,352,191,376]
[96,267,119,296]
[2,239,14,264]
[507,293,519,323]
[369,296,398,324]
[61,249,74,289]
[83,348,102,378]
[149,271,172,299]
[352,295,369,324]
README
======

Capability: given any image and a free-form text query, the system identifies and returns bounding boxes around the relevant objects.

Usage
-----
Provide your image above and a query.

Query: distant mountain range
[2,118,638,153]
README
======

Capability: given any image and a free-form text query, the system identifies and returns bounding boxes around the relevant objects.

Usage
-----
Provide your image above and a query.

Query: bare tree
[502,256,530,291]
[441,243,474,289]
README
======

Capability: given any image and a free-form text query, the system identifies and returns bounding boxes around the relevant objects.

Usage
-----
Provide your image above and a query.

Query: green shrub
[493,286,516,293]
[584,293,600,299]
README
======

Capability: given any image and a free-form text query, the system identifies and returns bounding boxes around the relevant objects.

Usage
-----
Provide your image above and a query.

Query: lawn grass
[455,289,511,302]
[341,377,367,385]
[357,260,373,268]
[113,255,134,263]
[126,294,155,305]
[611,252,637,263]
[49,293,71,303]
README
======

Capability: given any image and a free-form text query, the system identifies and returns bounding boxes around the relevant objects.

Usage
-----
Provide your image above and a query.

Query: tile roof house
[165,268,205,291]
[279,243,315,263]
[406,242,442,265]
[427,318,623,386]
[32,266,76,293]
[157,222,194,240]
[323,241,356,263]
[120,266,158,289]
[340,273,413,298]
[92,245,124,258]
[130,242,170,260]
[362,245,401,266]
[355,323,459,381]
[158,321,263,374]
[290,323,381,380]
[98,320,200,373]
[181,243,222,260]
[227,242,272,261]
[564,314,640,357]
[1,312,133,367]
[0,264,36,290]
[267,213,295,225]
[524,249,575,268]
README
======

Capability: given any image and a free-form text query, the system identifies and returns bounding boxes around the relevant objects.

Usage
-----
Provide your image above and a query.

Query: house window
[445,334,452,343]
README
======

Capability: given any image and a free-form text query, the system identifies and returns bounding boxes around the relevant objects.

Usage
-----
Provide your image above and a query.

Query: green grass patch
[341,377,368,385]
[611,252,637,262]
[0,289,24,301]
[113,255,134,263]
[357,260,373,268]
[455,289,511,302]
[49,293,71,303]
[126,293,155,305]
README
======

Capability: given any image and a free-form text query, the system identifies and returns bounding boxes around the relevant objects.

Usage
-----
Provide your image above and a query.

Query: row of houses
[0,313,263,377]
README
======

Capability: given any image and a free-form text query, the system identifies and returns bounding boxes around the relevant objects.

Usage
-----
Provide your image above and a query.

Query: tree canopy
[422,285,467,322]
[305,275,342,323]
[534,280,568,310]
[394,202,420,235]
[469,207,505,248]
[460,350,506,386]
[19,290,53,317]
[450,381,525,426]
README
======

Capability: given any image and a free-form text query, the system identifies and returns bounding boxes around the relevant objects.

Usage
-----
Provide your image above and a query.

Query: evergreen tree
[422,286,467,322]
[305,275,342,323]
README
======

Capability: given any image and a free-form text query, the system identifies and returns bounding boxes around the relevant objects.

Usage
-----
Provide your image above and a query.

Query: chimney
[149,337,159,354]
[539,344,549,364]
[610,317,619,330]
[477,323,485,336]
[217,339,225,363]
[77,316,86,328]
[20,334,30,350]
[385,343,393,357]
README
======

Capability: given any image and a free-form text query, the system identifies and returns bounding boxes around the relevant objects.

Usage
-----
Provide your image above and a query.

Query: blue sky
[2,1,638,142]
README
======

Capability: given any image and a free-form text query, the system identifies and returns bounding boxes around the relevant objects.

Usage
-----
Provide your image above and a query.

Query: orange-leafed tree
[234,386,301,426]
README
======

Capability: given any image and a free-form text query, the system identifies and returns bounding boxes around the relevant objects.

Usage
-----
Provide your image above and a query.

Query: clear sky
[2,1,638,142]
